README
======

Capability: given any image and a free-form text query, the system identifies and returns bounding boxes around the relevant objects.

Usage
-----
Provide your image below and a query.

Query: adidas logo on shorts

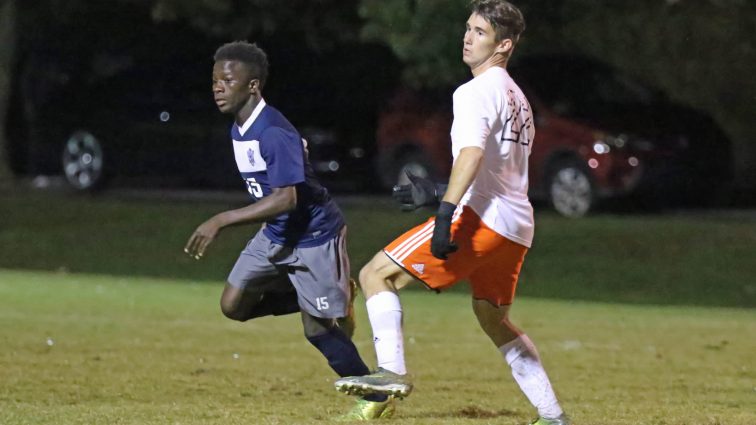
[411,263,425,274]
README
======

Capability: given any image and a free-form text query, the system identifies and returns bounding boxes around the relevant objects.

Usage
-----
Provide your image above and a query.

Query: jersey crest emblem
[247,148,256,166]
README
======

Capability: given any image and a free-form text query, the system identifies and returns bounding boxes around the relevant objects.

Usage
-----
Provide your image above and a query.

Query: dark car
[6,7,397,193]
[374,54,733,217]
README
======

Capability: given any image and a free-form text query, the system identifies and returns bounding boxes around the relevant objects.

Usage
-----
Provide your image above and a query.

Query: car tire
[547,160,594,218]
[61,130,106,191]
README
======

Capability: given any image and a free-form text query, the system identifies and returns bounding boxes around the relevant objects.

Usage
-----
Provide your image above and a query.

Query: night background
[0,1,754,424]
[1,0,755,198]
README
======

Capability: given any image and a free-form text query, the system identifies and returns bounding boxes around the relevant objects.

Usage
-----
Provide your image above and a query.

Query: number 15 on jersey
[245,177,263,198]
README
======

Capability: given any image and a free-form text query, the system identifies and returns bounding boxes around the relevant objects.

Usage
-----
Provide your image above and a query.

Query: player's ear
[248,79,261,94]
[494,38,513,55]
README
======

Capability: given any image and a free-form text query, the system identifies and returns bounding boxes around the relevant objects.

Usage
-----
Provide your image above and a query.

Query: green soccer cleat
[529,414,571,425]
[336,396,396,421]
[334,368,413,399]
[336,278,358,339]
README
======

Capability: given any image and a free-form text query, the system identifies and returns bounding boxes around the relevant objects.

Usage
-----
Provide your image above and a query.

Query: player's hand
[184,218,222,260]
[392,184,418,211]
[430,201,458,260]
[392,171,442,211]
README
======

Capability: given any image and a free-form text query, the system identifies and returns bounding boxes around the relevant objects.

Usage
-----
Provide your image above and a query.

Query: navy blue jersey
[231,100,344,247]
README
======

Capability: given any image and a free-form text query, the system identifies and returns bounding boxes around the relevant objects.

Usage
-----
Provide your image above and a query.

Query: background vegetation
[1,0,755,196]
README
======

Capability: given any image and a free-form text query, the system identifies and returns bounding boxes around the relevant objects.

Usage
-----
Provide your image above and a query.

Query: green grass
[1,270,754,425]
[1,189,755,307]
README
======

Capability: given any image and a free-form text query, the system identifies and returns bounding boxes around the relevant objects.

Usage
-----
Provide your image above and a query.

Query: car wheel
[548,160,594,218]
[62,130,105,191]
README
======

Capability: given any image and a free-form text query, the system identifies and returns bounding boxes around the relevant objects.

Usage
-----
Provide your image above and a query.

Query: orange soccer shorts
[383,206,528,306]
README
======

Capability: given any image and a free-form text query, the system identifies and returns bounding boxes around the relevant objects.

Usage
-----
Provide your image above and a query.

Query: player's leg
[302,309,395,420]
[336,277,357,339]
[287,227,395,419]
[301,312,373,378]
[219,277,298,321]
[362,250,416,368]
[473,300,568,424]
[358,250,418,298]
[469,241,569,425]
[335,208,486,398]
[287,227,367,375]
[334,251,416,398]
[357,207,480,380]
[221,231,299,322]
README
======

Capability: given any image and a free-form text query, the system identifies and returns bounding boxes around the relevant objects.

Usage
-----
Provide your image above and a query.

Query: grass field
[1,188,755,424]
[1,269,754,425]
[1,189,755,307]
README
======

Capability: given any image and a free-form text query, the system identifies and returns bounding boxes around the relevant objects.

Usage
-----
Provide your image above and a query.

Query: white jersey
[450,66,535,247]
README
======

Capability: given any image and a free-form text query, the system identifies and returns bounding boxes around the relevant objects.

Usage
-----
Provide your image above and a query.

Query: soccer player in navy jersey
[183,41,394,420]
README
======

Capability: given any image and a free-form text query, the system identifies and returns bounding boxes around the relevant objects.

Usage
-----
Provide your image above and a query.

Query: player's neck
[470,55,508,77]
[235,96,262,126]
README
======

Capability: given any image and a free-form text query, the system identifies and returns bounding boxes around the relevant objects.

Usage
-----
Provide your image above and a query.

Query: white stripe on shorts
[387,207,463,263]
[388,220,435,261]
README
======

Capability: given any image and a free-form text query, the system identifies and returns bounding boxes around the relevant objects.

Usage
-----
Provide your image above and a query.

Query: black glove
[392,171,448,211]
[430,201,458,260]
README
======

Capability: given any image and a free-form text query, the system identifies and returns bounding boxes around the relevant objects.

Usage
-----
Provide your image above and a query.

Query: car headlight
[592,133,629,154]
[593,141,611,154]
[593,133,656,154]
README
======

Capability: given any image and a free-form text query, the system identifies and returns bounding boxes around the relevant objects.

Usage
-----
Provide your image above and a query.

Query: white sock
[499,334,563,419]
[365,291,406,375]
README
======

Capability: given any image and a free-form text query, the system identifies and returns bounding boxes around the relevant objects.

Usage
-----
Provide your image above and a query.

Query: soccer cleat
[336,278,358,339]
[334,368,413,399]
[336,396,396,421]
[529,414,571,425]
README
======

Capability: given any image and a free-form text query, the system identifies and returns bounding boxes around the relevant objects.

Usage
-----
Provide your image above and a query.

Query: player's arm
[441,146,483,205]
[430,147,483,260]
[184,186,297,259]
[430,83,491,259]
[214,186,297,226]
[185,127,304,259]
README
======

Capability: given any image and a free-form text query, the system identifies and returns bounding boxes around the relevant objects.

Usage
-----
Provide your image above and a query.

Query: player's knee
[359,261,398,299]
[358,259,382,292]
[220,298,248,322]
[301,312,336,338]
[220,303,241,321]
[357,264,371,289]
[220,285,244,321]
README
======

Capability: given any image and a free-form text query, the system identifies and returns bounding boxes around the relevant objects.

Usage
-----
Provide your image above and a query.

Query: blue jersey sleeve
[259,127,306,188]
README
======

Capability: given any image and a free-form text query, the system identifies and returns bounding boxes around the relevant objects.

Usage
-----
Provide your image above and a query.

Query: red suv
[375,55,732,217]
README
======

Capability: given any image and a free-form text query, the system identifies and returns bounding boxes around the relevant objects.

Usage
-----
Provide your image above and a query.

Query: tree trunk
[0,0,17,185]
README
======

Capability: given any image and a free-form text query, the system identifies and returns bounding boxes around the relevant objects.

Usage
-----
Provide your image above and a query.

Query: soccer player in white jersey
[184,41,394,420]
[335,2,570,424]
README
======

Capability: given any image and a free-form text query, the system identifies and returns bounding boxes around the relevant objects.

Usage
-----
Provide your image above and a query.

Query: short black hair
[214,41,269,89]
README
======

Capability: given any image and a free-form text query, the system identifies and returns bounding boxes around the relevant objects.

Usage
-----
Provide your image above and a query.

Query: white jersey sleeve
[450,83,494,150]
